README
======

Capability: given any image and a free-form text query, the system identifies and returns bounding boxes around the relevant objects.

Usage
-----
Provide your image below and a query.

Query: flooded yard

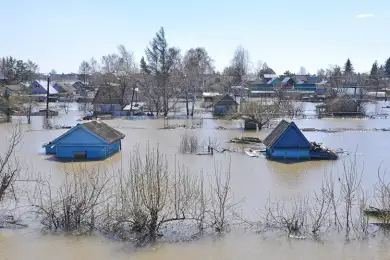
[1,102,390,259]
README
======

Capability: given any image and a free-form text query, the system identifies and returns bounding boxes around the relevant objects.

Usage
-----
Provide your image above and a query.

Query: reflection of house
[43,120,125,160]
[212,94,238,116]
[263,120,337,160]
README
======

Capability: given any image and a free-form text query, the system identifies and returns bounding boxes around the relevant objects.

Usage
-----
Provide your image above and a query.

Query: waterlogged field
[1,102,390,259]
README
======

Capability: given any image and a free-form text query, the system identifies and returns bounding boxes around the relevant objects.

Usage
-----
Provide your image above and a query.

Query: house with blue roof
[281,77,294,89]
[262,120,337,160]
[250,78,281,97]
[293,75,323,93]
[43,120,125,160]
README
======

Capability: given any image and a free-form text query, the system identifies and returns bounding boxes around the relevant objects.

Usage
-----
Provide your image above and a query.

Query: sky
[2,0,390,74]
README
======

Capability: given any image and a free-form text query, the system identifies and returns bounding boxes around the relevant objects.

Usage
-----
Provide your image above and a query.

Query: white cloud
[356,13,374,18]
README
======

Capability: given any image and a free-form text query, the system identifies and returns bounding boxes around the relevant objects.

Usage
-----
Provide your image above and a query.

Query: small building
[43,120,125,160]
[250,78,280,97]
[294,83,317,93]
[0,71,8,84]
[52,82,69,94]
[263,120,337,160]
[281,77,294,89]
[93,86,129,115]
[212,94,238,116]
[202,92,220,102]
[72,80,87,89]
[29,80,59,96]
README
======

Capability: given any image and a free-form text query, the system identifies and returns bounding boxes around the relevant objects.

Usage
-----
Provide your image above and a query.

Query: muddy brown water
[1,102,390,259]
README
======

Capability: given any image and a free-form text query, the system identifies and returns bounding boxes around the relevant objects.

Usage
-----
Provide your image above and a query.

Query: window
[74,151,87,159]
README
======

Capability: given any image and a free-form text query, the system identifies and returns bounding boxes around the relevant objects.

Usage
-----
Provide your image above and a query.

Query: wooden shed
[43,120,125,160]
[212,94,238,116]
[263,120,337,160]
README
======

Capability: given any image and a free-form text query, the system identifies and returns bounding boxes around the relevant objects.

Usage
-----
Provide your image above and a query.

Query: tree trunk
[129,86,136,116]
[4,89,12,123]
[185,96,189,116]
[191,92,195,116]
[148,211,158,242]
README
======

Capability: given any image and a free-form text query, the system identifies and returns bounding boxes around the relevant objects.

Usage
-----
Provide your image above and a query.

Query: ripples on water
[1,102,390,259]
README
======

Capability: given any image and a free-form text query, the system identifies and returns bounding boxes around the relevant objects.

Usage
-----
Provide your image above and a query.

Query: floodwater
[1,101,390,259]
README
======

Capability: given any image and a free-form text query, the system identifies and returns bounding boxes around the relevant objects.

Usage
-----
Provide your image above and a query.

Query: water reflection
[1,102,390,259]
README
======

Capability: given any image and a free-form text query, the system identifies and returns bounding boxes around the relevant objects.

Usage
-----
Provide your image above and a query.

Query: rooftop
[263,120,291,148]
[34,80,59,95]
[82,120,125,143]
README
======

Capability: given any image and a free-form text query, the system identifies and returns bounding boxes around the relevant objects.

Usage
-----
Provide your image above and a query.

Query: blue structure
[251,78,280,91]
[213,94,238,116]
[43,120,125,160]
[294,83,317,92]
[263,120,337,160]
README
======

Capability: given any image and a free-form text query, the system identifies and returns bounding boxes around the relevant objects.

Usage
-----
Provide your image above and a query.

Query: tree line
[0,57,39,83]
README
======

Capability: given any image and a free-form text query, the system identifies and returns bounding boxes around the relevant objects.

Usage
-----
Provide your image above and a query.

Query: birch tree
[183,47,214,116]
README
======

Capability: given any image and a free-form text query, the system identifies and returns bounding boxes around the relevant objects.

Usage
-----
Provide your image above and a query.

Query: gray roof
[82,121,125,144]
[263,120,291,148]
[213,94,238,106]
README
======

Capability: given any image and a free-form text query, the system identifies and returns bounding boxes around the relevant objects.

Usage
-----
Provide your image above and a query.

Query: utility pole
[46,76,50,118]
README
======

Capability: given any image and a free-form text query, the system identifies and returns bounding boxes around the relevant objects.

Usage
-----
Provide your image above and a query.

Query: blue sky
[2,0,389,74]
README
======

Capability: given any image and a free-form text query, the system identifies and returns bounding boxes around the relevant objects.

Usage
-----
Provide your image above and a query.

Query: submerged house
[92,86,130,115]
[43,120,125,160]
[212,94,238,116]
[263,120,337,160]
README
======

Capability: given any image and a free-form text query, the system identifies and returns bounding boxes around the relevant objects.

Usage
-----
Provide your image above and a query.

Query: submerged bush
[179,131,199,154]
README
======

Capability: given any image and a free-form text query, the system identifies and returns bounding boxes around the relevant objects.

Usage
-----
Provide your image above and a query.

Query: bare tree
[116,45,139,114]
[298,66,307,75]
[339,157,363,238]
[31,168,110,234]
[209,158,235,234]
[0,123,22,203]
[183,47,214,116]
[101,54,119,86]
[21,96,38,124]
[264,195,309,238]
[373,167,390,225]
[232,99,286,129]
[230,45,250,86]
[102,144,203,244]
[179,131,199,154]
[78,61,91,86]
[89,57,100,87]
